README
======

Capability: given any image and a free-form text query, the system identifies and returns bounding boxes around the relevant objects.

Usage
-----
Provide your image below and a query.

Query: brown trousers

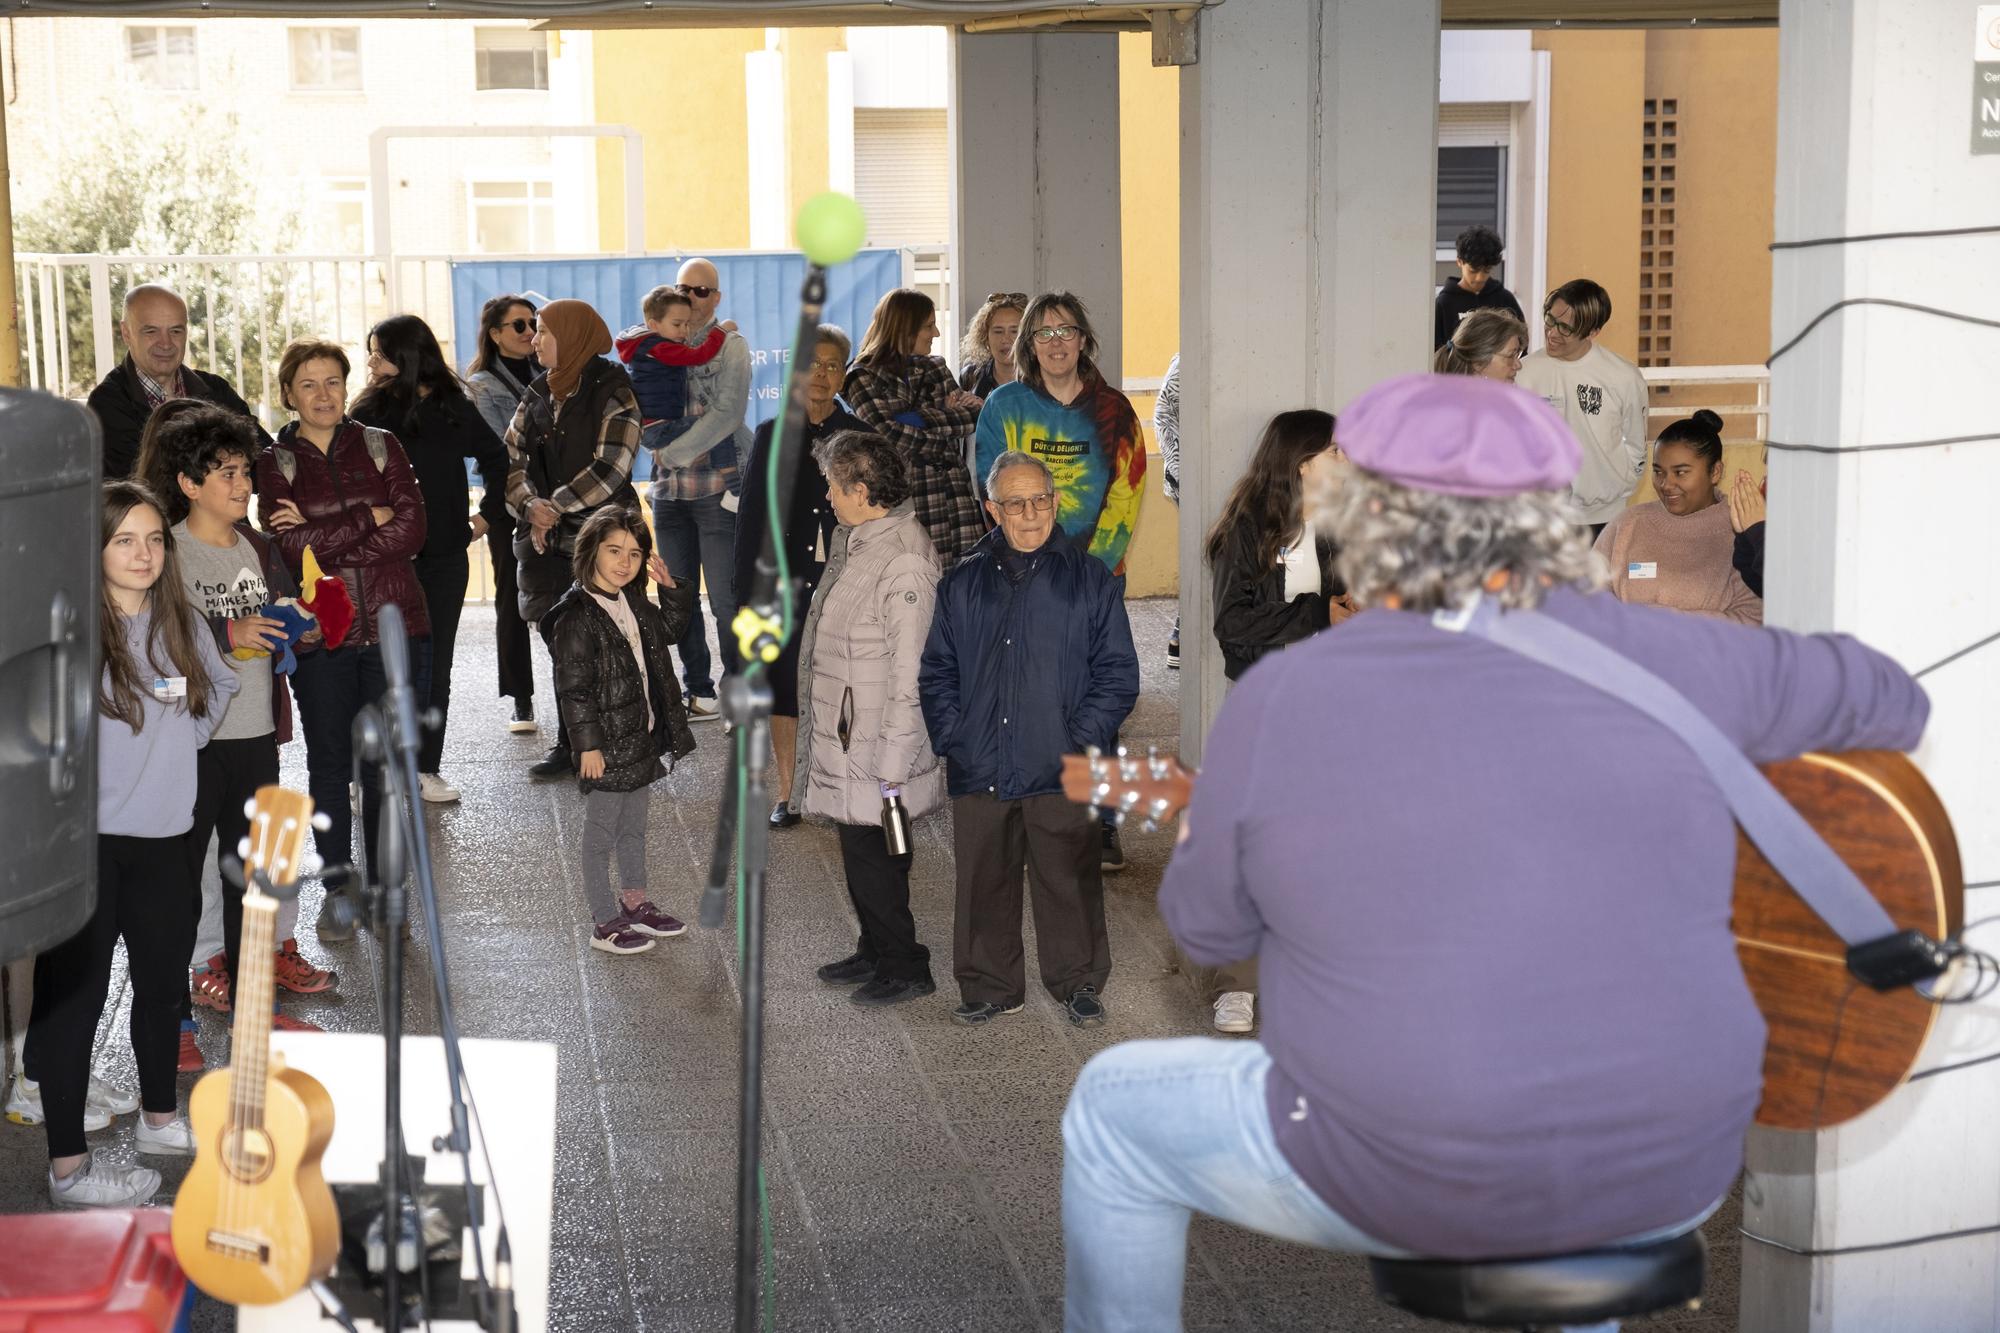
[951,791,1110,1006]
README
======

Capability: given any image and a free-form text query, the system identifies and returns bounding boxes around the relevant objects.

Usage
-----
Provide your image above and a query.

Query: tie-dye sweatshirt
[974,378,1147,573]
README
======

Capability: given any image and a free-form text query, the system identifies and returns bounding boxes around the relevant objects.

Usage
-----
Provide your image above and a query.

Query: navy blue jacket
[919,529,1139,801]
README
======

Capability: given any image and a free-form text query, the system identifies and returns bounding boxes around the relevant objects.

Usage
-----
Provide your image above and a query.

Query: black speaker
[0,387,100,965]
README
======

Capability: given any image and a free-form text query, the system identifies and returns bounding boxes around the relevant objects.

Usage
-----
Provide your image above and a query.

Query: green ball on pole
[794,192,867,268]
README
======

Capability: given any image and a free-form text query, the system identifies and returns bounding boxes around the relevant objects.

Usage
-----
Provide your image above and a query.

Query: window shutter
[853,108,949,246]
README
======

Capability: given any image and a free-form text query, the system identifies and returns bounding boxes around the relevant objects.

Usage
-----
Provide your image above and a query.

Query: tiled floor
[0,599,1742,1330]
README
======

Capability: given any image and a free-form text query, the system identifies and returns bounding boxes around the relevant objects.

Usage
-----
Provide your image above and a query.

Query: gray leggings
[580,786,650,924]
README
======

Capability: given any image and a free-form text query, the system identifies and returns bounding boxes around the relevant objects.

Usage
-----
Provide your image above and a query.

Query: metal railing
[1640,363,1770,444]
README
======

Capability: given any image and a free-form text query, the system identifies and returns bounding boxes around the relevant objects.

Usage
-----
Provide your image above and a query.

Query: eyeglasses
[808,359,844,376]
[503,318,531,334]
[677,284,717,300]
[1030,325,1081,344]
[994,492,1055,517]
[1543,311,1581,338]
[985,291,1028,305]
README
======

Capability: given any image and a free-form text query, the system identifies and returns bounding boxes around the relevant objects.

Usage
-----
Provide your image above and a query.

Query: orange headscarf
[537,299,612,403]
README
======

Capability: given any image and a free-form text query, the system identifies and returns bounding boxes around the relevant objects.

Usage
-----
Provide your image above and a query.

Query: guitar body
[173,1061,340,1304]
[1733,750,1962,1129]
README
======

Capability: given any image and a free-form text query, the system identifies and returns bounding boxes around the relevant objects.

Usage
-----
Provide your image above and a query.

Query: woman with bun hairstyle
[1593,409,1762,624]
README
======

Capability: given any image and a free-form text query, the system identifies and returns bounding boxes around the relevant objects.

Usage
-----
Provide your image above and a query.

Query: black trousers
[836,822,931,983]
[25,834,192,1157]
[413,551,469,775]
[186,734,281,985]
[951,792,1109,1006]
[487,518,535,704]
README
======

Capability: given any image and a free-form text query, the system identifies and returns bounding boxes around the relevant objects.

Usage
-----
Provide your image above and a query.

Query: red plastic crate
[0,1209,193,1331]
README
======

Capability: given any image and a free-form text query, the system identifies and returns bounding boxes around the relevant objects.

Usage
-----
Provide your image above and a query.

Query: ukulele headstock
[1059,746,1196,832]
[237,786,318,902]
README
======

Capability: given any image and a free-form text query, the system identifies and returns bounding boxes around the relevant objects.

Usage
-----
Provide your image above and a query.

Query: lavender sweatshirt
[1161,586,1927,1258]
[100,608,238,839]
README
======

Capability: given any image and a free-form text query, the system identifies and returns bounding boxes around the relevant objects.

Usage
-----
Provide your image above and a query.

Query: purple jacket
[1162,587,1927,1258]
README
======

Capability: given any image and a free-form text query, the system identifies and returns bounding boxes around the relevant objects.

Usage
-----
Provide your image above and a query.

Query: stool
[1367,1230,1706,1330]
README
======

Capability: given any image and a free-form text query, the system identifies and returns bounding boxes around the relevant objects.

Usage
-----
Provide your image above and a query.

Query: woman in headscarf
[501,298,646,780]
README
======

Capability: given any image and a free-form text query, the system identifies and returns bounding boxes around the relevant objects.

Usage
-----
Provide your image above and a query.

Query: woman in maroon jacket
[256,338,430,943]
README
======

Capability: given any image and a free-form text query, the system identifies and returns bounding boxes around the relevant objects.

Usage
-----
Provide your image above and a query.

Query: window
[1435,145,1507,286]
[468,180,555,254]
[289,27,361,92]
[126,25,197,91]
[475,27,549,91]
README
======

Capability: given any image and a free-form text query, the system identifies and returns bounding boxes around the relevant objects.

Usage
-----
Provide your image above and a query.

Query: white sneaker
[1213,991,1256,1034]
[88,1077,139,1117]
[50,1152,161,1208]
[6,1073,112,1133]
[134,1114,197,1156]
[685,694,721,723]
[418,772,461,804]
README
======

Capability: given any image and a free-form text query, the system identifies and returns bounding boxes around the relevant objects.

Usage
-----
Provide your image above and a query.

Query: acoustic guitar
[172,785,341,1305]
[1061,746,1963,1130]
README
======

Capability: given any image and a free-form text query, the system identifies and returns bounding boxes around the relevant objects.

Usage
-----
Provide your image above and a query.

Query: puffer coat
[792,503,946,826]
[543,577,696,794]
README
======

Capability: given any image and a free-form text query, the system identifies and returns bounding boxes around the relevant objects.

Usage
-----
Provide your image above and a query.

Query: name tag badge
[1628,562,1659,581]
[152,675,188,702]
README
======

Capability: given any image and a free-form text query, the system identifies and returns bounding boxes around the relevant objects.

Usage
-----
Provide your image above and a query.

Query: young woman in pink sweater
[1593,409,1762,624]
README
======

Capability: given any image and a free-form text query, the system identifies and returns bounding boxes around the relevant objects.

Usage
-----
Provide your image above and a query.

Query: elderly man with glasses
[918,451,1139,1030]
[1516,277,1651,537]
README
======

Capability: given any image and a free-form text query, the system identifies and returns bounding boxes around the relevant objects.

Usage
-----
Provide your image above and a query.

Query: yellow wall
[1118,33,1180,387]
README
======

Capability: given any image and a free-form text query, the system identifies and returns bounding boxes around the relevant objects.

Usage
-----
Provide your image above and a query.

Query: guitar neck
[231,894,277,1131]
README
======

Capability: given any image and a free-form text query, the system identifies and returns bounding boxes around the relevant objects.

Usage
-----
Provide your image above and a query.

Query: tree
[16,94,297,399]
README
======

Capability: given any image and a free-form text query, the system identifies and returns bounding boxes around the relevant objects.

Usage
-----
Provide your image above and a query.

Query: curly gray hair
[1318,467,1604,612]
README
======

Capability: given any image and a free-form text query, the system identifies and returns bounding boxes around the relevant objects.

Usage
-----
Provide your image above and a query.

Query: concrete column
[950,30,1123,381]
[1741,3,2000,1329]
[745,32,790,251]
[1176,0,1441,760]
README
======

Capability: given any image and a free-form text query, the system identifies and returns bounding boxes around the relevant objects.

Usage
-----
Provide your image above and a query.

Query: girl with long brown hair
[842,288,985,563]
[24,480,237,1208]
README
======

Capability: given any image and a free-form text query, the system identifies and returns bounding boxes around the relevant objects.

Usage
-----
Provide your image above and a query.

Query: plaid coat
[841,355,984,566]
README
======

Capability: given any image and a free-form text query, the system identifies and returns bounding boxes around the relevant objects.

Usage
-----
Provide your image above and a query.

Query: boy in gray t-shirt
[173,519,273,742]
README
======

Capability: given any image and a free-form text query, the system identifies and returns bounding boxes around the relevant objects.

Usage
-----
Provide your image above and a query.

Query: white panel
[847,25,948,108]
[826,49,856,196]
[1440,29,1535,103]
[745,46,789,250]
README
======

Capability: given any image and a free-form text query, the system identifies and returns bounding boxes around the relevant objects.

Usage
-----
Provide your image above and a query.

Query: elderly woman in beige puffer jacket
[793,430,946,1009]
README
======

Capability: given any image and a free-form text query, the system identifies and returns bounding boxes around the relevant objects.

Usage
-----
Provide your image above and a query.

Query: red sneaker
[191,953,232,1014]
[177,1029,205,1074]
[271,1013,323,1033]
[273,939,338,994]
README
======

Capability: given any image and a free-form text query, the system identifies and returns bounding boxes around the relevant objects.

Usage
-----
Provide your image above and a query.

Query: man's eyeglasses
[503,318,531,334]
[1543,311,1581,338]
[1030,325,1081,345]
[677,284,717,300]
[994,492,1055,517]
[985,291,1028,305]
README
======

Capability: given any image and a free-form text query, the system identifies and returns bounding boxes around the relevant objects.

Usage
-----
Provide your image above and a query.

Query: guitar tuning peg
[1141,796,1174,833]
[301,853,324,878]
[1090,780,1112,806]
[1147,745,1169,781]
[311,813,331,832]
[242,797,257,819]
[237,836,252,861]
[1084,745,1103,759]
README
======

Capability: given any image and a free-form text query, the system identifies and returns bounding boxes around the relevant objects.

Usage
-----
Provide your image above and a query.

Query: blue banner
[449,250,906,480]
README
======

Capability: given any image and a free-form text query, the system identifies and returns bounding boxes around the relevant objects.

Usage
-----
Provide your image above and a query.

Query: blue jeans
[650,487,739,698]
[1060,1038,1713,1333]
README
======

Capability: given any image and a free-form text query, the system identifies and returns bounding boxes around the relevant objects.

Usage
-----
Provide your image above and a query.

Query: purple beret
[1338,373,1580,498]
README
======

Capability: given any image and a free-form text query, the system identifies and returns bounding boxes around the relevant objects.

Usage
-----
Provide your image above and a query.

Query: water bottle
[881,784,912,857]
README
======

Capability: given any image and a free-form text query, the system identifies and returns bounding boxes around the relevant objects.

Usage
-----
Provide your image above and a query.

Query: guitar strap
[1431,594,1905,951]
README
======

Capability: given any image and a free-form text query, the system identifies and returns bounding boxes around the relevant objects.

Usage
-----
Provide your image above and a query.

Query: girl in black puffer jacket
[540,507,698,954]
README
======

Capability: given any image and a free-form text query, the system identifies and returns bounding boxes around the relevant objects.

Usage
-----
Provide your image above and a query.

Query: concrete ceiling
[5,1,1780,29]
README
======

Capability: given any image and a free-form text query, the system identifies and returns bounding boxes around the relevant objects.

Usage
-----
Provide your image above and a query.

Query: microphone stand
[355,603,516,1332]
[696,258,837,1333]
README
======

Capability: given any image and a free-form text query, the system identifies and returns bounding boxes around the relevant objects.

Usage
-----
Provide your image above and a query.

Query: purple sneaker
[590,917,656,955]
[622,900,687,938]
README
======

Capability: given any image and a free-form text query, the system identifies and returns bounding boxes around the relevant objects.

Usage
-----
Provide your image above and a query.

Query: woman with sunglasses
[957,292,1027,400]
[973,291,1146,576]
[466,294,541,733]
[843,288,986,565]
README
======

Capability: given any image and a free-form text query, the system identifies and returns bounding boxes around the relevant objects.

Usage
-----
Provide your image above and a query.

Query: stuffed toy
[227,598,320,675]
[298,545,355,650]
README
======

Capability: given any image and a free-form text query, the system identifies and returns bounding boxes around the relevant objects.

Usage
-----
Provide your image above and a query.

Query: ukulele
[172,786,341,1305]
[1061,746,1963,1130]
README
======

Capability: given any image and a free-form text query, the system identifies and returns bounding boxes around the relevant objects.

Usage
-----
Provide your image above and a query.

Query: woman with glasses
[465,293,541,733]
[973,291,1146,576]
[843,288,986,564]
[732,324,866,829]
[1431,308,1527,383]
[957,291,1027,400]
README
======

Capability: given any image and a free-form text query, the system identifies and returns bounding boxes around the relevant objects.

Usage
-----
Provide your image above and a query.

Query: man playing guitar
[1058,374,1932,1331]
